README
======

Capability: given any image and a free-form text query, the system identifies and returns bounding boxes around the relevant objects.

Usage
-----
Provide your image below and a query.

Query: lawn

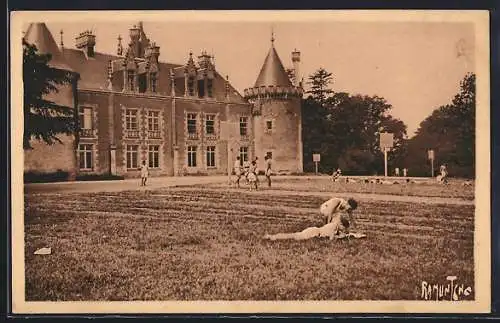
[24,184,474,301]
[207,177,475,200]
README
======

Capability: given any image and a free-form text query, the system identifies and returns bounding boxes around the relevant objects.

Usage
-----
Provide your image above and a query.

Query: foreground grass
[25,188,474,301]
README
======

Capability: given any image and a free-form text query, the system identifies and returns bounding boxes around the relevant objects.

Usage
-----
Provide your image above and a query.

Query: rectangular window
[187,146,197,167]
[78,144,93,170]
[128,70,135,91]
[126,145,139,169]
[266,120,273,131]
[239,146,249,165]
[188,77,195,96]
[207,79,213,98]
[205,114,215,135]
[148,145,160,169]
[79,107,93,129]
[198,79,205,98]
[187,113,197,134]
[150,72,157,93]
[239,117,248,136]
[126,109,138,130]
[206,146,216,167]
[147,111,159,131]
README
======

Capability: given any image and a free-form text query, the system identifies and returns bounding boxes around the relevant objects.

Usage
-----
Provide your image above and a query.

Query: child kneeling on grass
[263,197,361,241]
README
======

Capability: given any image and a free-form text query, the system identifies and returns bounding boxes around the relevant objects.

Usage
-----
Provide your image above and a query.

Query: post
[315,161,318,174]
[431,158,434,178]
[384,147,388,177]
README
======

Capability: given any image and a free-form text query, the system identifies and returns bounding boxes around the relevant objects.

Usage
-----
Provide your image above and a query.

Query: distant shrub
[76,174,124,181]
[24,170,70,183]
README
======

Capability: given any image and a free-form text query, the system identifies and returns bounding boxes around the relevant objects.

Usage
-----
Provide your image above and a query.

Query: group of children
[233,153,273,190]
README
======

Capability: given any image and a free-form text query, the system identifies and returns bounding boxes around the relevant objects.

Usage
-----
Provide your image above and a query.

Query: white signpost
[379,132,394,177]
[428,149,435,177]
[220,121,239,186]
[313,154,321,174]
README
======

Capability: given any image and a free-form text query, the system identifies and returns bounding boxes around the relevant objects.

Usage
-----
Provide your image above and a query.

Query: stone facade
[23,22,304,179]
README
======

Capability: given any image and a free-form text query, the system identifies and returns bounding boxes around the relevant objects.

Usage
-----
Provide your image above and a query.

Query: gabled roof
[23,23,74,72]
[254,44,292,88]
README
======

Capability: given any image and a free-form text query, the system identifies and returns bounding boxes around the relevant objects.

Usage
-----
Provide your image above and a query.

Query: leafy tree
[403,73,475,178]
[306,67,333,104]
[23,39,78,149]
[285,67,296,85]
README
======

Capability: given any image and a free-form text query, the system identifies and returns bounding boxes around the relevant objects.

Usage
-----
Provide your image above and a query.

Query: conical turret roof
[23,23,74,72]
[254,43,292,88]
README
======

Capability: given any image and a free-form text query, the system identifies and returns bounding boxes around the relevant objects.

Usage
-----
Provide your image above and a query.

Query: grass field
[24,180,474,301]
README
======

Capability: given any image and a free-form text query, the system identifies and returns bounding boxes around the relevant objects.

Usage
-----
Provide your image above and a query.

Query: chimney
[291,49,301,87]
[75,30,96,58]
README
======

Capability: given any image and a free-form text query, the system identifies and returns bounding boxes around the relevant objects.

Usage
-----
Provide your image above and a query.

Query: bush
[24,170,70,183]
[76,174,124,181]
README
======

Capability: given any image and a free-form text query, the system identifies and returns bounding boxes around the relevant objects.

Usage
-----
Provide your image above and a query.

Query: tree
[306,68,333,104]
[285,67,296,85]
[403,73,475,178]
[23,39,77,149]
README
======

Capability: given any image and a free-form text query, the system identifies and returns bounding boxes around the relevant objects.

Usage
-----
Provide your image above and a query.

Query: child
[263,219,345,241]
[247,160,258,191]
[331,168,342,182]
[320,196,358,231]
[139,160,149,186]
[233,156,243,188]
[264,154,273,187]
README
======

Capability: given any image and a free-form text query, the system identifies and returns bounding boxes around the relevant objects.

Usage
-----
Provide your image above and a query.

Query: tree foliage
[403,73,475,178]
[302,68,407,175]
[306,67,333,104]
[23,39,77,149]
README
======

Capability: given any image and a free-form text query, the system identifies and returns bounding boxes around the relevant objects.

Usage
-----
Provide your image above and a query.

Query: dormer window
[150,72,157,93]
[128,70,136,91]
[138,74,147,93]
[198,79,205,98]
[207,78,213,98]
[187,76,195,96]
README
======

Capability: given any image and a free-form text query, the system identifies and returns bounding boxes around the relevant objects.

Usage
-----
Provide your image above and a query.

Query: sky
[35,19,475,137]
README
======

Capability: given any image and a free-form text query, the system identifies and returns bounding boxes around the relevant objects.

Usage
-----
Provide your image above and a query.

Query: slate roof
[253,44,292,88]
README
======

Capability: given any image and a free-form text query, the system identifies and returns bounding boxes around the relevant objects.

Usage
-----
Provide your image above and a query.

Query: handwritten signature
[421,276,472,301]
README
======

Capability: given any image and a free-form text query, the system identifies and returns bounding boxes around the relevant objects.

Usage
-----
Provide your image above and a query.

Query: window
[79,107,93,129]
[239,147,249,165]
[126,145,139,169]
[205,114,215,135]
[148,145,160,168]
[187,113,197,134]
[128,70,135,91]
[206,146,216,167]
[239,117,248,136]
[207,79,213,98]
[138,74,147,93]
[148,111,159,131]
[188,76,195,96]
[78,144,93,170]
[266,120,273,131]
[150,72,157,93]
[198,79,205,98]
[187,146,197,167]
[126,109,138,130]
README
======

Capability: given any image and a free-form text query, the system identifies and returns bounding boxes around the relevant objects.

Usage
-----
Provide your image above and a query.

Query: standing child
[403,168,408,177]
[233,156,243,188]
[265,154,273,187]
[247,160,258,191]
[139,160,149,186]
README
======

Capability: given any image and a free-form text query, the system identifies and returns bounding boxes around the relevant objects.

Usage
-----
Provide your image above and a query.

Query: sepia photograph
[10,10,490,314]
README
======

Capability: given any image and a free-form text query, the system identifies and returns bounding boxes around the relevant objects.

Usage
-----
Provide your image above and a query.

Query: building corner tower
[244,33,303,174]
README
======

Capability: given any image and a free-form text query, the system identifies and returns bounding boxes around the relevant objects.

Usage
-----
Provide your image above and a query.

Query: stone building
[23,22,304,179]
